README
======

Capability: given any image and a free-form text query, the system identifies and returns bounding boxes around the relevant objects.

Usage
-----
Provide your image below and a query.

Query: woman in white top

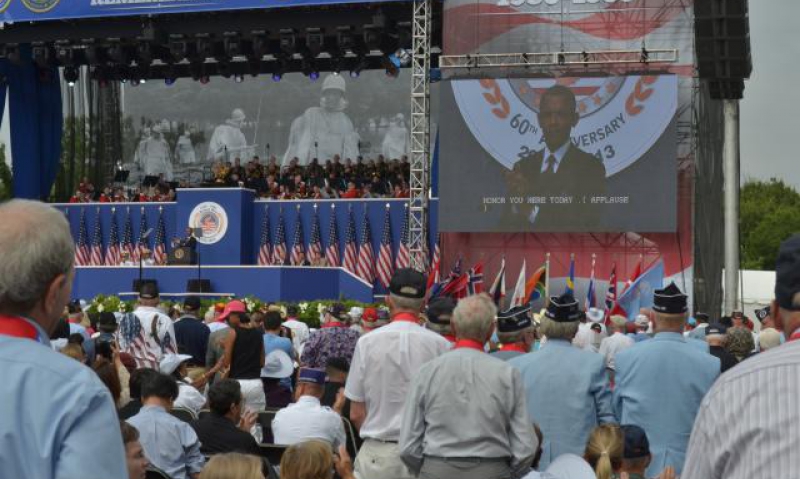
[159,353,208,416]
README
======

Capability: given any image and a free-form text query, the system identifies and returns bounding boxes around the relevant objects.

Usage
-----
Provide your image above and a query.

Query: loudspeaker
[695,0,752,99]
[187,279,212,293]
[132,279,158,293]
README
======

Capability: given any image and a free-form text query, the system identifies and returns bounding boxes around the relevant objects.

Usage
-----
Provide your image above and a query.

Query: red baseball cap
[218,300,247,321]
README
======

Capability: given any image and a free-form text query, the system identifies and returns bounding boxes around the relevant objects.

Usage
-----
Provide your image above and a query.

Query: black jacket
[192,413,260,456]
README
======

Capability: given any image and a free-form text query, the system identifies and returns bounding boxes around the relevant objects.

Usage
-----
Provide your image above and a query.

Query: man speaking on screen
[505,85,606,231]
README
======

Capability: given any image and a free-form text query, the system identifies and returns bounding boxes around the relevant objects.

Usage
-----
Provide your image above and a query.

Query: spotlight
[224,33,242,58]
[363,25,382,52]
[32,44,50,68]
[234,74,244,83]
[391,48,412,67]
[280,29,297,56]
[337,26,355,55]
[63,65,79,87]
[305,28,324,58]
[382,55,399,78]
[351,56,367,78]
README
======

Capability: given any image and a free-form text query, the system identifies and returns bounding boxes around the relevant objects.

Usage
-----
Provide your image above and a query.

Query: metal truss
[407,0,431,272]
[439,49,679,70]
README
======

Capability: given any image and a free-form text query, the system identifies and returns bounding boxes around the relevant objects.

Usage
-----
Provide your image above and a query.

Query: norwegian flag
[439,258,469,299]
[272,212,287,266]
[396,207,410,270]
[324,207,340,267]
[342,209,358,275]
[355,212,376,284]
[467,262,484,295]
[89,212,104,266]
[153,210,168,265]
[121,208,135,263]
[308,208,323,265]
[74,209,91,266]
[105,210,121,266]
[376,208,394,288]
[257,208,273,266]
[135,209,150,262]
[290,210,307,266]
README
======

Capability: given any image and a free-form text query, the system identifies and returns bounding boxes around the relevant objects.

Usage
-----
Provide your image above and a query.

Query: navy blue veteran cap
[389,268,427,299]
[545,293,583,322]
[327,303,349,320]
[705,323,728,336]
[298,368,326,386]
[775,235,800,310]
[621,425,650,459]
[754,306,771,323]
[497,305,533,332]
[427,297,456,325]
[652,282,688,314]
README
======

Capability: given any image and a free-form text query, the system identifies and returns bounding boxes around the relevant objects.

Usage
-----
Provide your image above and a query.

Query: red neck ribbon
[0,315,39,341]
[499,343,528,353]
[443,334,457,343]
[789,330,800,342]
[392,313,419,324]
[323,322,347,329]
[454,339,485,352]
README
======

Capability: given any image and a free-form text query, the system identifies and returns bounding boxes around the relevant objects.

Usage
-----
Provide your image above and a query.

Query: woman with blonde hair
[584,424,624,479]
[280,441,355,479]
[199,453,264,479]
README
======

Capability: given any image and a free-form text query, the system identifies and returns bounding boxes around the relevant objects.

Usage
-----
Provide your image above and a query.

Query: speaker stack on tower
[695,0,753,99]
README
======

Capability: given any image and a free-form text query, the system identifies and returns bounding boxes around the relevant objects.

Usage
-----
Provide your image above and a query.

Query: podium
[168,247,198,265]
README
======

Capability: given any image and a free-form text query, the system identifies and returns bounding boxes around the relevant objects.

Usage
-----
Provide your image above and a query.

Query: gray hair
[497,327,533,345]
[0,200,75,314]
[388,293,425,314]
[539,316,579,340]
[452,293,497,342]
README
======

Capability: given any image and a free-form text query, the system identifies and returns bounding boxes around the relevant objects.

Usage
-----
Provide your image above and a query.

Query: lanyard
[499,343,528,353]
[392,313,419,324]
[0,315,40,342]
[454,339,485,352]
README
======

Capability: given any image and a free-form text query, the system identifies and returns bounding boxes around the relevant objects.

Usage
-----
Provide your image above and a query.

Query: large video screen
[438,75,678,232]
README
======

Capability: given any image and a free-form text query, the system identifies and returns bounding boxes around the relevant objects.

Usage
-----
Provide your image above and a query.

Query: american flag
[135,208,150,262]
[342,209,358,275]
[395,206,410,270]
[430,233,441,275]
[89,211,104,266]
[324,206,340,267]
[105,209,121,266]
[272,212,287,265]
[376,207,394,288]
[290,209,307,266]
[153,209,168,265]
[308,208,323,265]
[257,208,273,266]
[74,209,91,266]
[355,212,376,284]
[121,208,135,263]
[467,262,484,295]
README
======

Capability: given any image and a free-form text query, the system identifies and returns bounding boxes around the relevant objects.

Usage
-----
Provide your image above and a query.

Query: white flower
[299,302,309,312]
[119,303,127,312]
[317,303,326,314]
[97,304,105,312]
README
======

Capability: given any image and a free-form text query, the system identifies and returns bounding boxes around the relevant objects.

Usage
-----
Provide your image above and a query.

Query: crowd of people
[3,198,800,479]
[67,154,412,204]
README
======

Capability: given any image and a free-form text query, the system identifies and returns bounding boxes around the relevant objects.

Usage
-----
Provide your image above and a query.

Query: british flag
[324,206,340,267]
[342,209,358,275]
[74,209,91,266]
[355,212,376,284]
[395,206,410,270]
[89,211,104,266]
[121,208,135,263]
[257,208,273,266]
[290,209,307,266]
[376,207,394,288]
[105,209,121,266]
[135,208,149,262]
[153,209,168,265]
[272,212,287,266]
[308,208,323,265]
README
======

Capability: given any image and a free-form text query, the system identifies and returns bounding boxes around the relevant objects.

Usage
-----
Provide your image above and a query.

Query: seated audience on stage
[199,453,266,479]
[121,421,150,479]
[192,379,260,456]
[280,441,355,479]
[126,372,205,479]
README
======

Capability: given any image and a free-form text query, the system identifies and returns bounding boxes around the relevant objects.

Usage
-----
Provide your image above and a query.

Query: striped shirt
[683,340,800,479]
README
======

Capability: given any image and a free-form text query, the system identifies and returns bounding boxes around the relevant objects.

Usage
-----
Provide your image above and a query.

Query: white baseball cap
[586,307,604,323]
[635,314,650,327]
[159,354,193,375]
[262,350,294,379]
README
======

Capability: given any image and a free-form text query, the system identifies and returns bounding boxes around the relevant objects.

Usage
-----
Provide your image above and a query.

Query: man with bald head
[0,200,127,479]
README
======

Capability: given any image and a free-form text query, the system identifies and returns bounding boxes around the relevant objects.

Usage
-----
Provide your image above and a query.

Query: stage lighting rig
[363,25,382,53]
[305,28,324,58]
[224,32,243,59]
[280,29,297,57]
[55,41,75,66]
[32,43,51,68]
[251,30,269,61]
[169,35,189,63]
[196,34,215,62]
[337,26,355,55]
[84,41,106,65]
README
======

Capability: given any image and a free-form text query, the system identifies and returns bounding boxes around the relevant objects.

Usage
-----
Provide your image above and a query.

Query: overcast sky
[740,0,800,188]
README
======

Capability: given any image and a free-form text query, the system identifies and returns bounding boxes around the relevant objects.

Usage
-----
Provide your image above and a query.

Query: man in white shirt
[345,269,451,479]
[272,368,346,449]
[574,307,606,352]
[598,314,634,383]
[117,283,177,369]
[283,305,310,357]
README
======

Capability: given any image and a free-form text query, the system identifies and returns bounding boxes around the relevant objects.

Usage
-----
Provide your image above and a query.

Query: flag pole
[545,252,551,306]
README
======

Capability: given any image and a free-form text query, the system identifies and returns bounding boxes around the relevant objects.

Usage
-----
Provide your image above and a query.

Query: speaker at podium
[168,247,198,265]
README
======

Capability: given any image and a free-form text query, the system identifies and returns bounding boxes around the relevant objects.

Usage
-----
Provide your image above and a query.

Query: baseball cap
[427,297,456,325]
[754,306,771,323]
[297,368,326,386]
[621,425,650,459]
[159,353,193,375]
[362,307,378,322]
[183,296,201,310]
[139,282,160,300]
[218,300,247,321]
[388,268,426,299]
[326,303,349,321]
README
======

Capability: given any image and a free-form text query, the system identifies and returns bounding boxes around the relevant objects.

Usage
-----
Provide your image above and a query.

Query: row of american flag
[73,207,170,267]
[257,204,440,288]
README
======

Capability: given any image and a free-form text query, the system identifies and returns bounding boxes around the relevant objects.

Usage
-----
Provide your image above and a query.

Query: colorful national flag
[396,207,410,270]
[605,263,617,314]
[325,207,340,267]
[510,260,527,307]
[430,233,441,275]
[105,209,121,266]
[272,212,287,265]
[135,208,150,263]
[467,262,484,295]
[524,263,547,303]
[343,209,358,275]
[290,210,306,266]
[565,255,575,296]
[439,258,469,299]
[74,209,90,266]
[585,261,596,311]
[257,208,273,266]
[621,260,643,297]
[121,208,135,263]
[614,260,665,318]
[308,208,323,265]
[89,211,104,266]
[488,258,506,306]
[376,208,394,288]
[355,212,376,284]
[153,209,168,265]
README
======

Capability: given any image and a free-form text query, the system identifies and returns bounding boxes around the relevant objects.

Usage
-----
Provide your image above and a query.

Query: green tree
[741,179,800,270]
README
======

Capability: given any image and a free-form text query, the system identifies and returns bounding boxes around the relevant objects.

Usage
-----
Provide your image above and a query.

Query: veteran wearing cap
[620,425,652,479]
[613,282,719,477]
[492,305,536,361]
[400,294,537,479]
[755,305,785,348]
[345,268,451,479]
[509,293,614,469]
[117,282,177,369]
[425,297,457,344]
[272,368,347,449]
